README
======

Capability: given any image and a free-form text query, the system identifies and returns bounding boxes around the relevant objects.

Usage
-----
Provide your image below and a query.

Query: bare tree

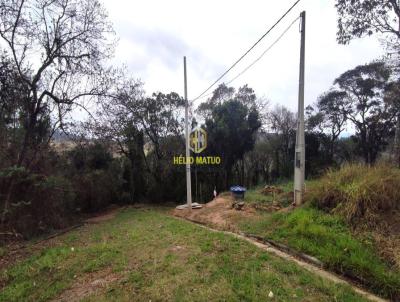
[0,0,115,224]
[307,90,348,159]
[0,0,115,167]
[269,105,296,157]
[268,105,296,178]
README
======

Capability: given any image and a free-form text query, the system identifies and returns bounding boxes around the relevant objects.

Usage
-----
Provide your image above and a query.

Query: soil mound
[172,196,256,231]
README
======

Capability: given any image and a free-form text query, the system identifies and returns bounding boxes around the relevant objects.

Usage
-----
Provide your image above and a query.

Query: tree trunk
[393,114,400,167]
[360,129,370,164]
[1,178,14,226]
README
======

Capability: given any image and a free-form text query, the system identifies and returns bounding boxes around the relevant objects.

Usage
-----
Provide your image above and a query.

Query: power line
[225,16,300,86]
[191,16,300,103]
[191,0,302,102]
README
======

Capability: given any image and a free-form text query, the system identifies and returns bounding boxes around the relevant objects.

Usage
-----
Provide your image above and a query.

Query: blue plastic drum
[230,185,246,199]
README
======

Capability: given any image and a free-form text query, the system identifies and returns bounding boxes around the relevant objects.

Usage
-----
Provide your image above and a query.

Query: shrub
[67,143,125,212]
[0,142,126,240]
[0,167,75,238]
[73,169,122,212]
[307,163,400,225]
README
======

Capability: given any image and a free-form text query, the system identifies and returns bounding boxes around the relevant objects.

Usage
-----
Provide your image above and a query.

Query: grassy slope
[241,187,400,300]
[0,208,366,302]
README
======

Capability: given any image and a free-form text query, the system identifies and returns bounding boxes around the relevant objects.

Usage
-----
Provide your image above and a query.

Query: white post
[294,11,306,205]
[184,56,192,208]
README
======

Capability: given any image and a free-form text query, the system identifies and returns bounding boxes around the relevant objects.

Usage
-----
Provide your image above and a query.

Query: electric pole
[184,56,193,209]
[294,11,306,205]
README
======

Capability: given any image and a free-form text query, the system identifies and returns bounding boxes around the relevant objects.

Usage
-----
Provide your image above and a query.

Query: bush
[0,167,75,238]
[73,169,122,212]
[0,142,125,239]
[307,163,400,225]
[66,143,125,212]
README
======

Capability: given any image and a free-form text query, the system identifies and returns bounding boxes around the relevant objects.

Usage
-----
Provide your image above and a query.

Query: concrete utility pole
[294,11,306,206]
[184,56,193,208]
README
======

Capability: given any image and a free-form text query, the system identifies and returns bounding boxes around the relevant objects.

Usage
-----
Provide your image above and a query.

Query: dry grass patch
[307,163,400,226]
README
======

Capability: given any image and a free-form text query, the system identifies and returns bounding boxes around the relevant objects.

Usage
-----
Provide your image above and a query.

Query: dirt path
[172,196,257,231]
[51,268,122,302]
[172,216,388,302]
[1,203,391,302]
[171,197,388,302]
[84,207,119,224]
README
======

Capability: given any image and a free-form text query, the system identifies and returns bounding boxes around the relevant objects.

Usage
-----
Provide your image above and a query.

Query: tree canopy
[336,0,400,44]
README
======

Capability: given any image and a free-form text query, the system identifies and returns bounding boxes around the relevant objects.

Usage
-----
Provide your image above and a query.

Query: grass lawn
[0,208,368,301]
[245,187,273,203]
[239,204,400,300]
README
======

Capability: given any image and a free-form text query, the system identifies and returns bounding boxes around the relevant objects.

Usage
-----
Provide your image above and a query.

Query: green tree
[242,134,274,186]
[336,0,400,45]
[0,54,30,167]
[307,90,348,162]
[197,84,235,120]
[205,99,261,188]
[335,0,400,164]
[333,61,397,163]
[92,79,186,202]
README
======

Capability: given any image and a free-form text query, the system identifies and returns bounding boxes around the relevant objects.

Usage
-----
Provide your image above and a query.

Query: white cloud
[103,0,385,112]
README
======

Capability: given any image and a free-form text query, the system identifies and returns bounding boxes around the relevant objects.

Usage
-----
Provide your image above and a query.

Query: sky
[102,0,385,112]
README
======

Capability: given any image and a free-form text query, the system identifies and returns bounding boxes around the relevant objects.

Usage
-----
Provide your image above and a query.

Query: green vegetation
[245,187,272,203]
[308,163,400,224]
[244,181,294,208]
[0,208,367,301]
[1,3,400,301]
[240,207,400,299]
[210,163,400,301]
[240,165,400,300]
